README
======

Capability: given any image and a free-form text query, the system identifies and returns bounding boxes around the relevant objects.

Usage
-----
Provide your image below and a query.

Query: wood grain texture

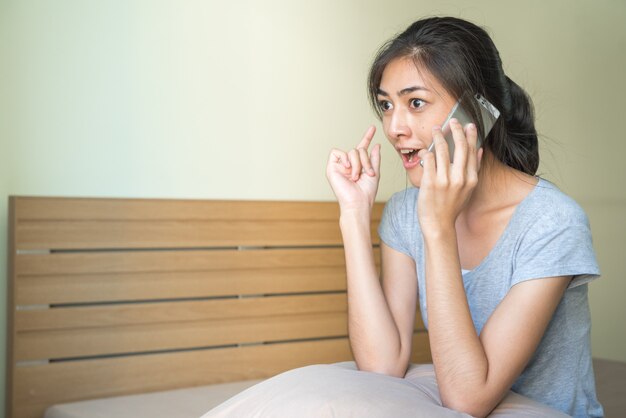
[14,294,425,361]
[14,197,384,222]
[14,247,379,305]
[13,197,384,250]
[7,196,430,418]
[14,333,431,418]
[15,219,361,249]
[14,338,354,418]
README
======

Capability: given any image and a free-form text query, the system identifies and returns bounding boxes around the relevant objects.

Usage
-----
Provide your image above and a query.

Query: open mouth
[400,149,419,163]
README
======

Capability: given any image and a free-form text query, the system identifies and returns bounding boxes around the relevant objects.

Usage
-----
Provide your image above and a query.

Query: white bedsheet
[44,379,263,418]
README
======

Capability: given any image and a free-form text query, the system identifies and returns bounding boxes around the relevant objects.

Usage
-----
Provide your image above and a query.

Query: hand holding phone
[426,93,500,164]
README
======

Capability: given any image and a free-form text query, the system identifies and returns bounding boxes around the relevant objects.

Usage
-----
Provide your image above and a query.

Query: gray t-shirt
[378,178,603,417]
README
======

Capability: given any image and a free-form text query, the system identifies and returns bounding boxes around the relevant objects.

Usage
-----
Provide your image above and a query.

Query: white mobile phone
[427,93,500,163]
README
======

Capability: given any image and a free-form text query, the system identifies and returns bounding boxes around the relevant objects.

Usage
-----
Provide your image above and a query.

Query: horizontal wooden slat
[15,248,380,305]
[411,331,432,364]
[16,267,346,305]
[16,294,349,360]
[14,338,355,418]
[15,295,426,361]
[17,296,423,335]
[15,247,354,276]
[16,311,349,361]
[13,333,430,418]
[16,267,348,305]
[8,196,398,418]
[16,294,349,332]
[13,197,384,250]
[14,197,385,222]
[15,220,353,250]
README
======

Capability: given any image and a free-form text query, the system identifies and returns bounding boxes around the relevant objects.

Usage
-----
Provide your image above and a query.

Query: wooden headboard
[6,196,431,418]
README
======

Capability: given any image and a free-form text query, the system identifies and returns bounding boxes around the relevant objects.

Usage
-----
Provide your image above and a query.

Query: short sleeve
[377,190,417,258]
[511,204,600,289]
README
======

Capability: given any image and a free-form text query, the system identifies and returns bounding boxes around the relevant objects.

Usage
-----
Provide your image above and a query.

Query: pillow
[201,362,569,417]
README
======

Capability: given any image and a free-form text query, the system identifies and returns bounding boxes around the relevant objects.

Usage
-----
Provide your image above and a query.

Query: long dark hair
[368,17,539,175]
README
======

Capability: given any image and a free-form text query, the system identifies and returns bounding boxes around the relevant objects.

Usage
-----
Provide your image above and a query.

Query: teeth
[400,149,417,162]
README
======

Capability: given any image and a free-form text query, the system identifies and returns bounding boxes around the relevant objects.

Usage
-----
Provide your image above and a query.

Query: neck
[464,151,538,214]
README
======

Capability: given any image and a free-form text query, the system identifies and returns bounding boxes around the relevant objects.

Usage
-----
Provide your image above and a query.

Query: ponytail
[486,77,539,175]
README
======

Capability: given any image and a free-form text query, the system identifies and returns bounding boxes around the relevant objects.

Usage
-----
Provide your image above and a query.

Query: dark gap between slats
[34,335,351,364]
[38,243,367,254]
[45,290,348,309]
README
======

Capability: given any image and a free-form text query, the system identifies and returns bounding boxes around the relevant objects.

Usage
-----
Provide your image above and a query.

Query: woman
[204,17,602,418]
[327,16,602,417]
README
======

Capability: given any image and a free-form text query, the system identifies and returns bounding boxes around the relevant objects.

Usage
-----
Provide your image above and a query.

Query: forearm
[340,211,406,376]
[423,226,493,415]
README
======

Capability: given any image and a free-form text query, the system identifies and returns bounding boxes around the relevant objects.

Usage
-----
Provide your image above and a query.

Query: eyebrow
[376,86,430,97]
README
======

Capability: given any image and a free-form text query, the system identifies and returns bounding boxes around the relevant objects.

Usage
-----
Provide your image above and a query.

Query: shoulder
[378,188,420,256]
[523,178,590,228]
[510,178,600,286]
[382,188,419,221]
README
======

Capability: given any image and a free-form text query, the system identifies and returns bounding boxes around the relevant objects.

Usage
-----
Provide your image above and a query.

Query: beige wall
[2,0,625,412]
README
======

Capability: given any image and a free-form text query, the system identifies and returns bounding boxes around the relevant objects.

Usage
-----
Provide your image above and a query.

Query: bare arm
[341,223,418,376]
[326,127,418,377]
[423,225,570,417]
[418,120,571,417]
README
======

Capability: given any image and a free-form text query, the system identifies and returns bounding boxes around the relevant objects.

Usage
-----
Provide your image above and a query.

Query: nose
[387,108,411,140]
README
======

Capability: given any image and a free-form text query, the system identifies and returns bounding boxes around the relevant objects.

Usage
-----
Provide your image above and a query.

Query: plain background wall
[2,0,625,413]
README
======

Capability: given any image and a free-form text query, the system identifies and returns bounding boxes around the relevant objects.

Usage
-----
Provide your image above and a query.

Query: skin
[326,57,571,417]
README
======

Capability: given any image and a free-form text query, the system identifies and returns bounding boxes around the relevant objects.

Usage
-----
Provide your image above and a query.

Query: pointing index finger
[356,125,376,150]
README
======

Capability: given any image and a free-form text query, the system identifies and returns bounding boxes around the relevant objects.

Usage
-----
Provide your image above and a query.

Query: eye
[378,100,393,112]
[410,98,425,109]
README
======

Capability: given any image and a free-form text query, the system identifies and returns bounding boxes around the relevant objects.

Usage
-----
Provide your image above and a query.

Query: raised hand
[417,118,483,233]
[326,126,381,214]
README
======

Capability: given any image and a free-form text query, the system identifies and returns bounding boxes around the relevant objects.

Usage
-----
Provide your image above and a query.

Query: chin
[407,170,423,188]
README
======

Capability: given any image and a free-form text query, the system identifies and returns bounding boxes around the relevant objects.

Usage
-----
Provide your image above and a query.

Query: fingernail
[450,118,458,125]
[432,125,441,131]
[368,168,375,174]
[468,123,476,130]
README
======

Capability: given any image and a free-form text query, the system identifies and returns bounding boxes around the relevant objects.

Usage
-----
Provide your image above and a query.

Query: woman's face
[377,57,457,186]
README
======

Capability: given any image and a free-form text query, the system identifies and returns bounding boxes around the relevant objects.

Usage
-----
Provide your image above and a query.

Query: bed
[7,196,625,418]
[6,196,431,418]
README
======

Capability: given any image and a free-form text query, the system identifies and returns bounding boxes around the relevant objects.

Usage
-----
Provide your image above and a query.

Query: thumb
[371,143,382,176]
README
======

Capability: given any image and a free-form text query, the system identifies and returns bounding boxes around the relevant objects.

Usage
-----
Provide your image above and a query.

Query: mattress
[43,379,263,418]
[43,359,626,418]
